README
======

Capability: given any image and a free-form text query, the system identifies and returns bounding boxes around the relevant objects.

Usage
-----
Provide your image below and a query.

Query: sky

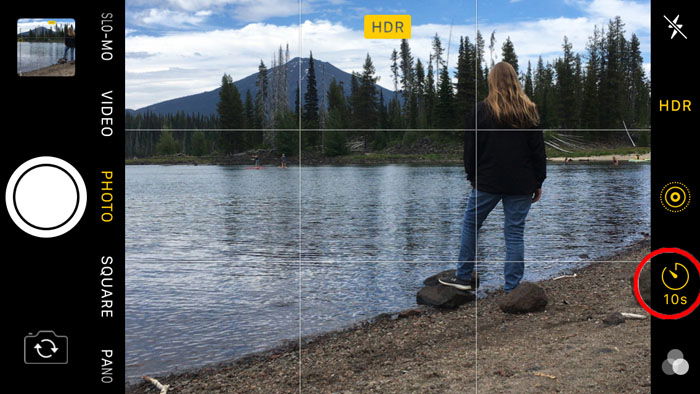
[125,0,651,110]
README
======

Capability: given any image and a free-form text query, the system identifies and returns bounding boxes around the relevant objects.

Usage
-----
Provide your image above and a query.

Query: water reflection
[17,42,67,73]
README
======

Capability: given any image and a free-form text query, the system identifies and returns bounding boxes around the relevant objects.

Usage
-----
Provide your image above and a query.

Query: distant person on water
[612,156,619,166]
[280,153,288,168]
[440,62,546,293]
[252,154,260,168]
[63,26,75,64]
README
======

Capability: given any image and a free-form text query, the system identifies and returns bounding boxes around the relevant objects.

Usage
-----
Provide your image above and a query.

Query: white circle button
[5,157,87,238]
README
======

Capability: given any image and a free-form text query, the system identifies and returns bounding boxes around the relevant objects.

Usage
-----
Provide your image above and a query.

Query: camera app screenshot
[6,0,697,392]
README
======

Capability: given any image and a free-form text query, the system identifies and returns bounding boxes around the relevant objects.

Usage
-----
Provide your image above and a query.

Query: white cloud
[126,23,302,108]
[166,0,237,12]
[133,8,211,27]
[583,0,650,32]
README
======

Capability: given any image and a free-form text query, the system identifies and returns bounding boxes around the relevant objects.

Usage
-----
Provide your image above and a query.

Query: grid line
[125,128,650,132]
[298,1,303,392]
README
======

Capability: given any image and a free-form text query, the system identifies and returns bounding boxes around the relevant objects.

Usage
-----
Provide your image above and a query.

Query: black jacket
[463,102,546,195]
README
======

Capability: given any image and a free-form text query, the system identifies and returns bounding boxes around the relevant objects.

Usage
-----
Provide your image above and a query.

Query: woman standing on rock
[63,26,76,64]
[440,61,546,293]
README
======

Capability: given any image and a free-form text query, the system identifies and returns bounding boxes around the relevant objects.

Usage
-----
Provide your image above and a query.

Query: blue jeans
[457,189,532,291]
[64,47,75,61]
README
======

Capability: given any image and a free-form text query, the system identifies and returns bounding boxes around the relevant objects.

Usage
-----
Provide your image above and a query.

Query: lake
[17,41,68,74]
[126,163,650,380]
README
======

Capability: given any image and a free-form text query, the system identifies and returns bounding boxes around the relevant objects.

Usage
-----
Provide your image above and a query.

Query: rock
[423,269,479,289]
[630,266,651,306]
[416,285,475,309]
[397,309,422,319]
[497,282,548,314]
[603,312,625,326]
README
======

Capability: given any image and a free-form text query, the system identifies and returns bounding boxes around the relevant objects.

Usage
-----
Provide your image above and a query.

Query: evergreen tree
[294,86,300,118]
[501,36,519,74]
[431,34,445,85]
[524,60,534,99]
[190,130,208,156]
[425,59,436,128]
[324,79,350,155]
[455,36,476,128]
[387,96,403,129]
[326,78,349,129]
[553,36,579,127]
[217,73,245,153]
[599,16,627,128]
[627,34,649,128]
[155,129,180,155]
[581,26,601,130]
[475,31,489,101]
[377,90,389,130]
[399,39,416,128]
[303,52,320,129]
[244,89,259,147]
[255,60,269,129]
[435,65,455,128]
[390,49,399,93]
[354,53,379,130]
[303,52,320,147]
[414,58,427,128]
[533,57,554,127]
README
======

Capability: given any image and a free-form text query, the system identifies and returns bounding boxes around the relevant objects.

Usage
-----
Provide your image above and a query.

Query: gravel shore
[20,62,75,77]
[127,239,651,393]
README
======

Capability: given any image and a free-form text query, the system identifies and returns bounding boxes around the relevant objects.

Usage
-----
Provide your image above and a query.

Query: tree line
[18,24,74,40]
[125,16,649,158]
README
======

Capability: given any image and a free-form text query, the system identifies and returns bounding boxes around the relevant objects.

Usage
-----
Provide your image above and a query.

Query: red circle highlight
[633,247,700,320]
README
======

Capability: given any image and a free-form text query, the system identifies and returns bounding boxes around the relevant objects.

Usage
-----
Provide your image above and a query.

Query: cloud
[576,0,650,32]
[126,23,302,108]
[166,0,237,12]
[132,8,212,27]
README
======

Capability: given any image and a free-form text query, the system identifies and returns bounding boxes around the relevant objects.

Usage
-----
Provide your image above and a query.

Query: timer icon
[662,262,690,291]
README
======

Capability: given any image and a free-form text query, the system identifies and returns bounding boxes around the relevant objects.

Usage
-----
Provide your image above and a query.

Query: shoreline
[125,151,650,167]
[548,152,650,163]
[126,238,650,393]
[19,62,75,77]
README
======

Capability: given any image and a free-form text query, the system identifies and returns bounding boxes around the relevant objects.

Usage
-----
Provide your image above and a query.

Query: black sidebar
[4,1,124,391]
[651,1,699,392]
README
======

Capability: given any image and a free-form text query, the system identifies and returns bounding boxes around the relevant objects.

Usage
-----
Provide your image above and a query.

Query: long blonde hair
[484,62,539,128]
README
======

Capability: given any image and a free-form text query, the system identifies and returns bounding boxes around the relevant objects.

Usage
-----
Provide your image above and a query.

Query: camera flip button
[23,330,68,365]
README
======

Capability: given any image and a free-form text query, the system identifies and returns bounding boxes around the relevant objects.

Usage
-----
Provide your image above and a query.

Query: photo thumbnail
[17,18,76,76]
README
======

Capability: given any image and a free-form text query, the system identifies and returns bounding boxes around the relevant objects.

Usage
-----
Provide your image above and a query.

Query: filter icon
[5,156,87,238]
[660,181,691,213]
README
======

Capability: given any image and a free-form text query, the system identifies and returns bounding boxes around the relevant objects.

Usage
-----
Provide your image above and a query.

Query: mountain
[129,57,397,116]
[18,26,54,37]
